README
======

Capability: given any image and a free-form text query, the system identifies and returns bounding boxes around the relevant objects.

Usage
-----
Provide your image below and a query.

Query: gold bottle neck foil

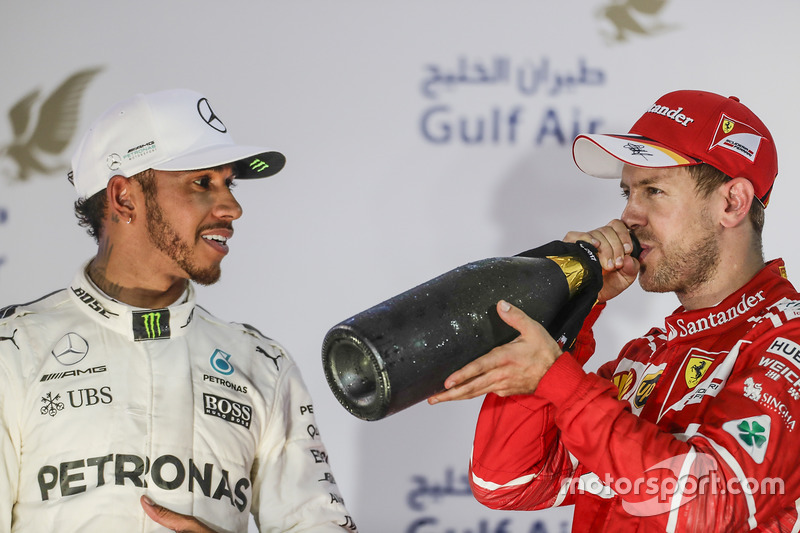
[547,255,586,297]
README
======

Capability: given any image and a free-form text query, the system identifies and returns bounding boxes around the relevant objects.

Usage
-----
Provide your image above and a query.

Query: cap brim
[573,134,701,179]
[153,144,286,179]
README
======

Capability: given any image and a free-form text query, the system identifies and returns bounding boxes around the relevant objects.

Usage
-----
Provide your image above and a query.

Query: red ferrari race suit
[470,260,800,532]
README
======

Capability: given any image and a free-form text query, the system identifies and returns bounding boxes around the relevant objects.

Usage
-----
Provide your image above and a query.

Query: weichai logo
[132,309,171,341]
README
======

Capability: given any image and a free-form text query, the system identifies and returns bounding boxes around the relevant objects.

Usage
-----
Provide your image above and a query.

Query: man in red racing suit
[428,90,800,531]
[470,261,800,531]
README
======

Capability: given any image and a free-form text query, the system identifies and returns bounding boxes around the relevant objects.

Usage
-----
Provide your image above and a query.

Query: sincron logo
[197,98,227,133]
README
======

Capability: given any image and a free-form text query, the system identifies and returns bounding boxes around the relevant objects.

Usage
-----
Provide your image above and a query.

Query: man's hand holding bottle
[429,221,640,404]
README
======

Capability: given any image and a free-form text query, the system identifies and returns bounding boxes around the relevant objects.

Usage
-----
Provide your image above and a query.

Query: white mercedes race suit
[0,264,357,533]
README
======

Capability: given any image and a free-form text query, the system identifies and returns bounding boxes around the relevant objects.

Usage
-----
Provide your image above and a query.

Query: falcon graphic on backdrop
[0,67,102,182]
[596,0,677,43]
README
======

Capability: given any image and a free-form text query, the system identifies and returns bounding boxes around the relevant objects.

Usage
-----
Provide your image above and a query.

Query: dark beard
[143,193,222,286]
[637,214,720,296]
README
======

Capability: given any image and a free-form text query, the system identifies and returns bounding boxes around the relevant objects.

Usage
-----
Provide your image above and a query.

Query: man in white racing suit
[0,89,357,532]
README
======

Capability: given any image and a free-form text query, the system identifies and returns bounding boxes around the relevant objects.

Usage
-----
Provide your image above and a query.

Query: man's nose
[215,188,243,220]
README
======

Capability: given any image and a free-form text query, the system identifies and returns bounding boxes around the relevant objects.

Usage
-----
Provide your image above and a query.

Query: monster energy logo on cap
[238,151,286,179]
[132,309,171,341]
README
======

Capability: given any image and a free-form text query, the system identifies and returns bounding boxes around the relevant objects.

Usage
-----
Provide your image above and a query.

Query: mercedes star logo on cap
[197,98,227,133]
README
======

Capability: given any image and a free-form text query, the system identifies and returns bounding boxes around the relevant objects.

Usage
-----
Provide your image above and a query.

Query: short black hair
[74,189,107,242]
[73,169,156,243]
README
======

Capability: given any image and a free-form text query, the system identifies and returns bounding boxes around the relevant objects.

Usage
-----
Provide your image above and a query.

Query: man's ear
[719,177,755,229]
[106,175,136,224]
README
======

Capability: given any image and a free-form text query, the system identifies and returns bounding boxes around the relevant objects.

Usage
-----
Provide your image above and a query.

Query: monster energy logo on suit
[132,309,171,341]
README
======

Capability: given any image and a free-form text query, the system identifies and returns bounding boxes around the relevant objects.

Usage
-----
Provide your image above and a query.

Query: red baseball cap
[572,90,778,207]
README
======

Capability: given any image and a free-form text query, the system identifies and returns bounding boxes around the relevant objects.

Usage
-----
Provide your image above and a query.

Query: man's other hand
[141,495,219,533]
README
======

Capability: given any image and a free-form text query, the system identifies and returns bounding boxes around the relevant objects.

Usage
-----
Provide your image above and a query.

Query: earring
[127,217,132,224]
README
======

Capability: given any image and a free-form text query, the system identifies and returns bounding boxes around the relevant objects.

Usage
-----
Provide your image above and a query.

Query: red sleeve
[469,303,606,510]
[471,308,800,530]
[532,324,800,530]
[568,302,605,366]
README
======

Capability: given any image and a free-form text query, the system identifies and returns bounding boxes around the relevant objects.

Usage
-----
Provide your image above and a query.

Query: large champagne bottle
[321,238,639,421]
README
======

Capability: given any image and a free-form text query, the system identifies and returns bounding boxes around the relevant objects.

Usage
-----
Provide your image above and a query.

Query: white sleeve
[250,357,357,532]
[0,324,22,533]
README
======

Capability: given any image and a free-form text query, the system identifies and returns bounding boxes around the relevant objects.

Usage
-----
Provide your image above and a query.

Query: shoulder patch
[772,298,800,320]
[0,289,66,322]
[242,322,274,341]
[722,415,771,464]
[256,343,285,372]
[766,337,800,368]
[0,328,19,349]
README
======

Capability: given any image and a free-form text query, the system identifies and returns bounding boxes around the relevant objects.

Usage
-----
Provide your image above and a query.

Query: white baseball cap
[69,89,286,198]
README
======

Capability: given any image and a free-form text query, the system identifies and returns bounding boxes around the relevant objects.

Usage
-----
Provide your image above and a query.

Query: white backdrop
[2,2,800,531]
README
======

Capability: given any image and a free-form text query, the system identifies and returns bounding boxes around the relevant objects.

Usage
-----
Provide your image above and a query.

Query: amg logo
[41,365,107,382]
[127,141,155,154]
[203,393,252,429]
